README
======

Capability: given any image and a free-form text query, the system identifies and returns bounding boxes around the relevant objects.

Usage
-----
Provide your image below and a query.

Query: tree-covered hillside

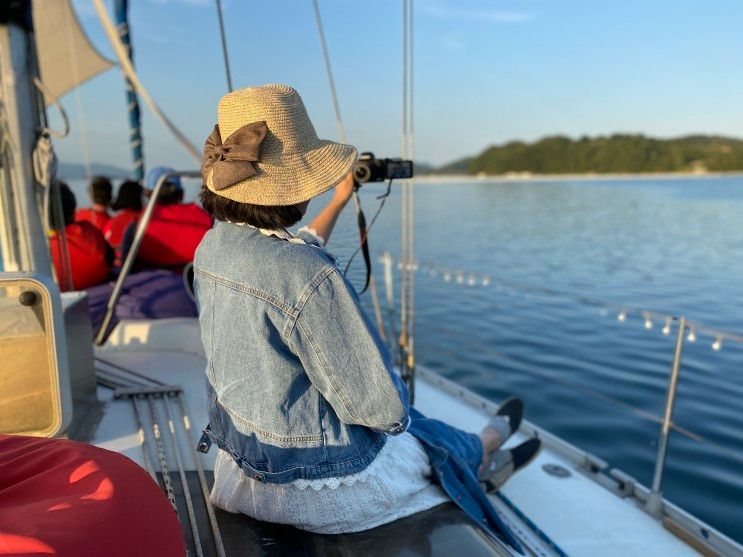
[435,134,743,175]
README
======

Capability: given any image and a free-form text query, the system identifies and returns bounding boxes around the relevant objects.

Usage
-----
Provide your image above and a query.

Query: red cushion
[0,436,185,557]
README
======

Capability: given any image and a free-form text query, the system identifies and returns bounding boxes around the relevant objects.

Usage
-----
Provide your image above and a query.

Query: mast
[113,0,144,182]
[0,1,52,274]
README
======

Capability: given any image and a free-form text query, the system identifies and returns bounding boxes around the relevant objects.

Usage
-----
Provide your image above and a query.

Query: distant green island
[425,134,743,176]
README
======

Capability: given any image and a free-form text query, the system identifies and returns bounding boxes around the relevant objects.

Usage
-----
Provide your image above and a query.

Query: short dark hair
[89,176,113,205]
[199,185,304,229]
[112,180,143,211]
[49,181,76,227]
[156,182,184,205]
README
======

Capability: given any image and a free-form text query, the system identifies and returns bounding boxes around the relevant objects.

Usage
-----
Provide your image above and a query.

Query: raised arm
[302,171,355,246]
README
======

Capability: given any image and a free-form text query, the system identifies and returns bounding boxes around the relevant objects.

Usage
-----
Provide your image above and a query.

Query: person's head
[48,181,76,227]
[200,186,307,228]
[111,180,144,211]
[146,166,183,206]
[89,176,113,207]
[199,83,356,223]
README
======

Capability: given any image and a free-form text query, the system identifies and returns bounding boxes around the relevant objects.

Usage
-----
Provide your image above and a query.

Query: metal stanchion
[382,252,398,357]
[646,316,686,517]
[94,170,201,345]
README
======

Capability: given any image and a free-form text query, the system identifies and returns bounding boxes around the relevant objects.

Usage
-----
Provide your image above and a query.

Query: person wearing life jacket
[49,182,113,292]
[74,175,112,232]
[104,180,143,266]
[135,166,212,269]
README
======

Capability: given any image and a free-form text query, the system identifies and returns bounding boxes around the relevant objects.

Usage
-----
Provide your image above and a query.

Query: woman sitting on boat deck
[194,84,541,545]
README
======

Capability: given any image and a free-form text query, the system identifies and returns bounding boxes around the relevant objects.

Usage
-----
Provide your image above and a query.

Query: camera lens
[354,163,372,183]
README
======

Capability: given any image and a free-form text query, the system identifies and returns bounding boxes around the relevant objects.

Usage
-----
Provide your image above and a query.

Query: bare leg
[477,397,525,476]
[477,417,510,476]
[479,417,510,456]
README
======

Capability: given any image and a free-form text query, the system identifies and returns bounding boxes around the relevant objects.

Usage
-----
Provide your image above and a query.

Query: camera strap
[355,203,372,294]
[344,179,393,294]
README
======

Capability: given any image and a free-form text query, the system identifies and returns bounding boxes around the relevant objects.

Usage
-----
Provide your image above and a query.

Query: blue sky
[57,0,743,173]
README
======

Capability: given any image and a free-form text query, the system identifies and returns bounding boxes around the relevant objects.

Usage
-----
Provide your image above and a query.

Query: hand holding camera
[332,171,356,206]
[353,152,414,185]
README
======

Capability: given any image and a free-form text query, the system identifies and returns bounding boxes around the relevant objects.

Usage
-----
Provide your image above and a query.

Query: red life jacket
[50,222,111,291]
[75,207,110,232]
[103,209,141,265]
[138,203,212,268]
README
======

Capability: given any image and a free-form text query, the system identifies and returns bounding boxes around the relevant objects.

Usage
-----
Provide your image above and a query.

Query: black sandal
[495,396,524,438]
[481,437,542,492]
[482,397,524,453]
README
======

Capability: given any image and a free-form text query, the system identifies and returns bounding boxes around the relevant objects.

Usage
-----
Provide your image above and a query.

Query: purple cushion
[86,270,197,332]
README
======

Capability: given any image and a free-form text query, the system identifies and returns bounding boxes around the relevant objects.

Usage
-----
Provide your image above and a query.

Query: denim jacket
[193,221,410,484]
[194,221,523,551]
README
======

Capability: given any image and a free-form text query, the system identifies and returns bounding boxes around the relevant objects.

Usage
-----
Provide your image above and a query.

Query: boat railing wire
[383,254,743,346]
[374,251,743,472]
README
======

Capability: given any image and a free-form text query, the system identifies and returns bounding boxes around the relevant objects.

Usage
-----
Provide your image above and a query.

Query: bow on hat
[202,121,268,190]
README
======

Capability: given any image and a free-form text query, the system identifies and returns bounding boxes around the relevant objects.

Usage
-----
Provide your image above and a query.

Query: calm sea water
[327,176,743,544]
[70,175,743,542]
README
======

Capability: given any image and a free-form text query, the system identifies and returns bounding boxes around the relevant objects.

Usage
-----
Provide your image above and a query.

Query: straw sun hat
[202,83,357,206]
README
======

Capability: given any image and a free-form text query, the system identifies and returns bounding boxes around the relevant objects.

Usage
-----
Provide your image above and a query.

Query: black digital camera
[353,152,414,184]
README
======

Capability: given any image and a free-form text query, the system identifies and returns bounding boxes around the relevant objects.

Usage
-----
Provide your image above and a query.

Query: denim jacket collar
[227,220,326,247]
[227,221,306,244]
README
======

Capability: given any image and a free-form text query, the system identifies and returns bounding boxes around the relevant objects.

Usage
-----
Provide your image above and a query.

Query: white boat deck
[416,378,700,557]
[91,318,713,557]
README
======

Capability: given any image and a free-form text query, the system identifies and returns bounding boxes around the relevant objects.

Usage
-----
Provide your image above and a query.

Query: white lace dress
[210,432,450,534]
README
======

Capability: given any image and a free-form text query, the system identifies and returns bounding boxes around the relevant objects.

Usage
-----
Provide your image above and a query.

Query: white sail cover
[33,0,113,104]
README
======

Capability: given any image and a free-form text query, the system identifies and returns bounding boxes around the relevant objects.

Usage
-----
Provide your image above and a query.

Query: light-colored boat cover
[32,0,113,104]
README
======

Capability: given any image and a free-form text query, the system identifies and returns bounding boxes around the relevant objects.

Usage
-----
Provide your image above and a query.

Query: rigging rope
[63,2,93,182]
[312,0,346,144]
[214,0,233,92]
[33,134,74,291]
[92,0,201,162]
[45,12,85,290]
[32,78,69,139]
[310,0,387,337]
